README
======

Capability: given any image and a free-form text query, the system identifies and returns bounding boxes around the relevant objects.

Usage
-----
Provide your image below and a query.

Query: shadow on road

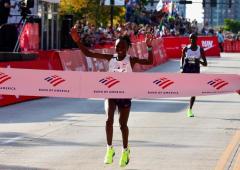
[0,98,189,124]
[0,96,239,124]
[0,164,48,170]
[0,132,105,147]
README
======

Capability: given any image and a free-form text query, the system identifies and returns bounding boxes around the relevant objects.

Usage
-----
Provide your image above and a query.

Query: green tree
[224,19,240,34]
[60,0,126,27]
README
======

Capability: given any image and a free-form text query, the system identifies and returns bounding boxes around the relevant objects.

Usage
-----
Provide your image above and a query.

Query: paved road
[0,53,239,170]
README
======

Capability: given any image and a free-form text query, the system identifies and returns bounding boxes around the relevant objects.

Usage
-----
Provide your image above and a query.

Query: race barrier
[0,68,239,98]
[20,23,40,52]
[224,40,240,53]
[163,36,221,58]
[58,38,168,72]
[0,50,63,106]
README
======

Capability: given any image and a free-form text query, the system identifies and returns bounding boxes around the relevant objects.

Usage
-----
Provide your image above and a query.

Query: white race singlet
[185,45,201,63]
[108,54,132,73]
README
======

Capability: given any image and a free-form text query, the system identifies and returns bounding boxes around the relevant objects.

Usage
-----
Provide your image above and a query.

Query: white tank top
[108,54,133,72]
[185,45,201,60]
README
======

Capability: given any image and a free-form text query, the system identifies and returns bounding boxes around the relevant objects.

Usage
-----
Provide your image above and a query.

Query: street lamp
[111,0,114,28]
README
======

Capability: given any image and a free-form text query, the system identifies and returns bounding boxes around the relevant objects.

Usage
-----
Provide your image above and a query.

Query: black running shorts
[110,99,132,108]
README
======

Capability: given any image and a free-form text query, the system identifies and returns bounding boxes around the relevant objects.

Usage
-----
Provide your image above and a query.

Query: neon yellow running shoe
[104,146,115,164]
[119,148,130,167]
[187,109,194,117]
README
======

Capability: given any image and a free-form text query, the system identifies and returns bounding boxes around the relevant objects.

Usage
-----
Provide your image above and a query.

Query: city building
[203,0,240,26]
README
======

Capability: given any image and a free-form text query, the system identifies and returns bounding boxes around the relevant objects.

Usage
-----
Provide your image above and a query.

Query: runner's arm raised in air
[70,27,113,61]
[200,47,207,66]
[130,34,154,67]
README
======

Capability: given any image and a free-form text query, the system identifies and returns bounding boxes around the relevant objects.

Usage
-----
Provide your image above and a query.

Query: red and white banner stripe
[0,68,239,99]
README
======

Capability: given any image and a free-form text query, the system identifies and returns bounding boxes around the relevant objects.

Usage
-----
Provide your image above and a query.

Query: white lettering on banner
[0,68,239,99]
[202,41,214,51]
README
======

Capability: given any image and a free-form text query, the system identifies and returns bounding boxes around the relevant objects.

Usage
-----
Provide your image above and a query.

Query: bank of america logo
[153,77,174,89]
[99,76,120,88]
[208,79,229,90]
[45,75,65,87]
[0,72,11,84]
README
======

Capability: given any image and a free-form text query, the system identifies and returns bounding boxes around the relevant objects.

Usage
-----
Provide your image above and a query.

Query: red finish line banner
[0,68,239,99]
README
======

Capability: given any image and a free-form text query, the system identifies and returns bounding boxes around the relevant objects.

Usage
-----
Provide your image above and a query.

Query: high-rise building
[177,2,186,17]
[203,0,240,26]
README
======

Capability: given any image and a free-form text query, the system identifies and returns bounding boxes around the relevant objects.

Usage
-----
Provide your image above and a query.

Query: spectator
[72,13,205,47]
[208,28,215,36]
[0,0,15,26]
[217,30,224,52]
[201,27,207,35]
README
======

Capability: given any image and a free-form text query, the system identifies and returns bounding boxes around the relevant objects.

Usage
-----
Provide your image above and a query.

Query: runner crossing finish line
[0,68,239,98]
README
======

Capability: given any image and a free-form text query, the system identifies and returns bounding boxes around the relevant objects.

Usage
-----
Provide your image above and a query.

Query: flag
[162,1,172,14]
[156,0,163,11]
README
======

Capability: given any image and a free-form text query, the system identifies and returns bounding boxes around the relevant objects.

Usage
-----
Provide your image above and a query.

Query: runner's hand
[70,26,80,43]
